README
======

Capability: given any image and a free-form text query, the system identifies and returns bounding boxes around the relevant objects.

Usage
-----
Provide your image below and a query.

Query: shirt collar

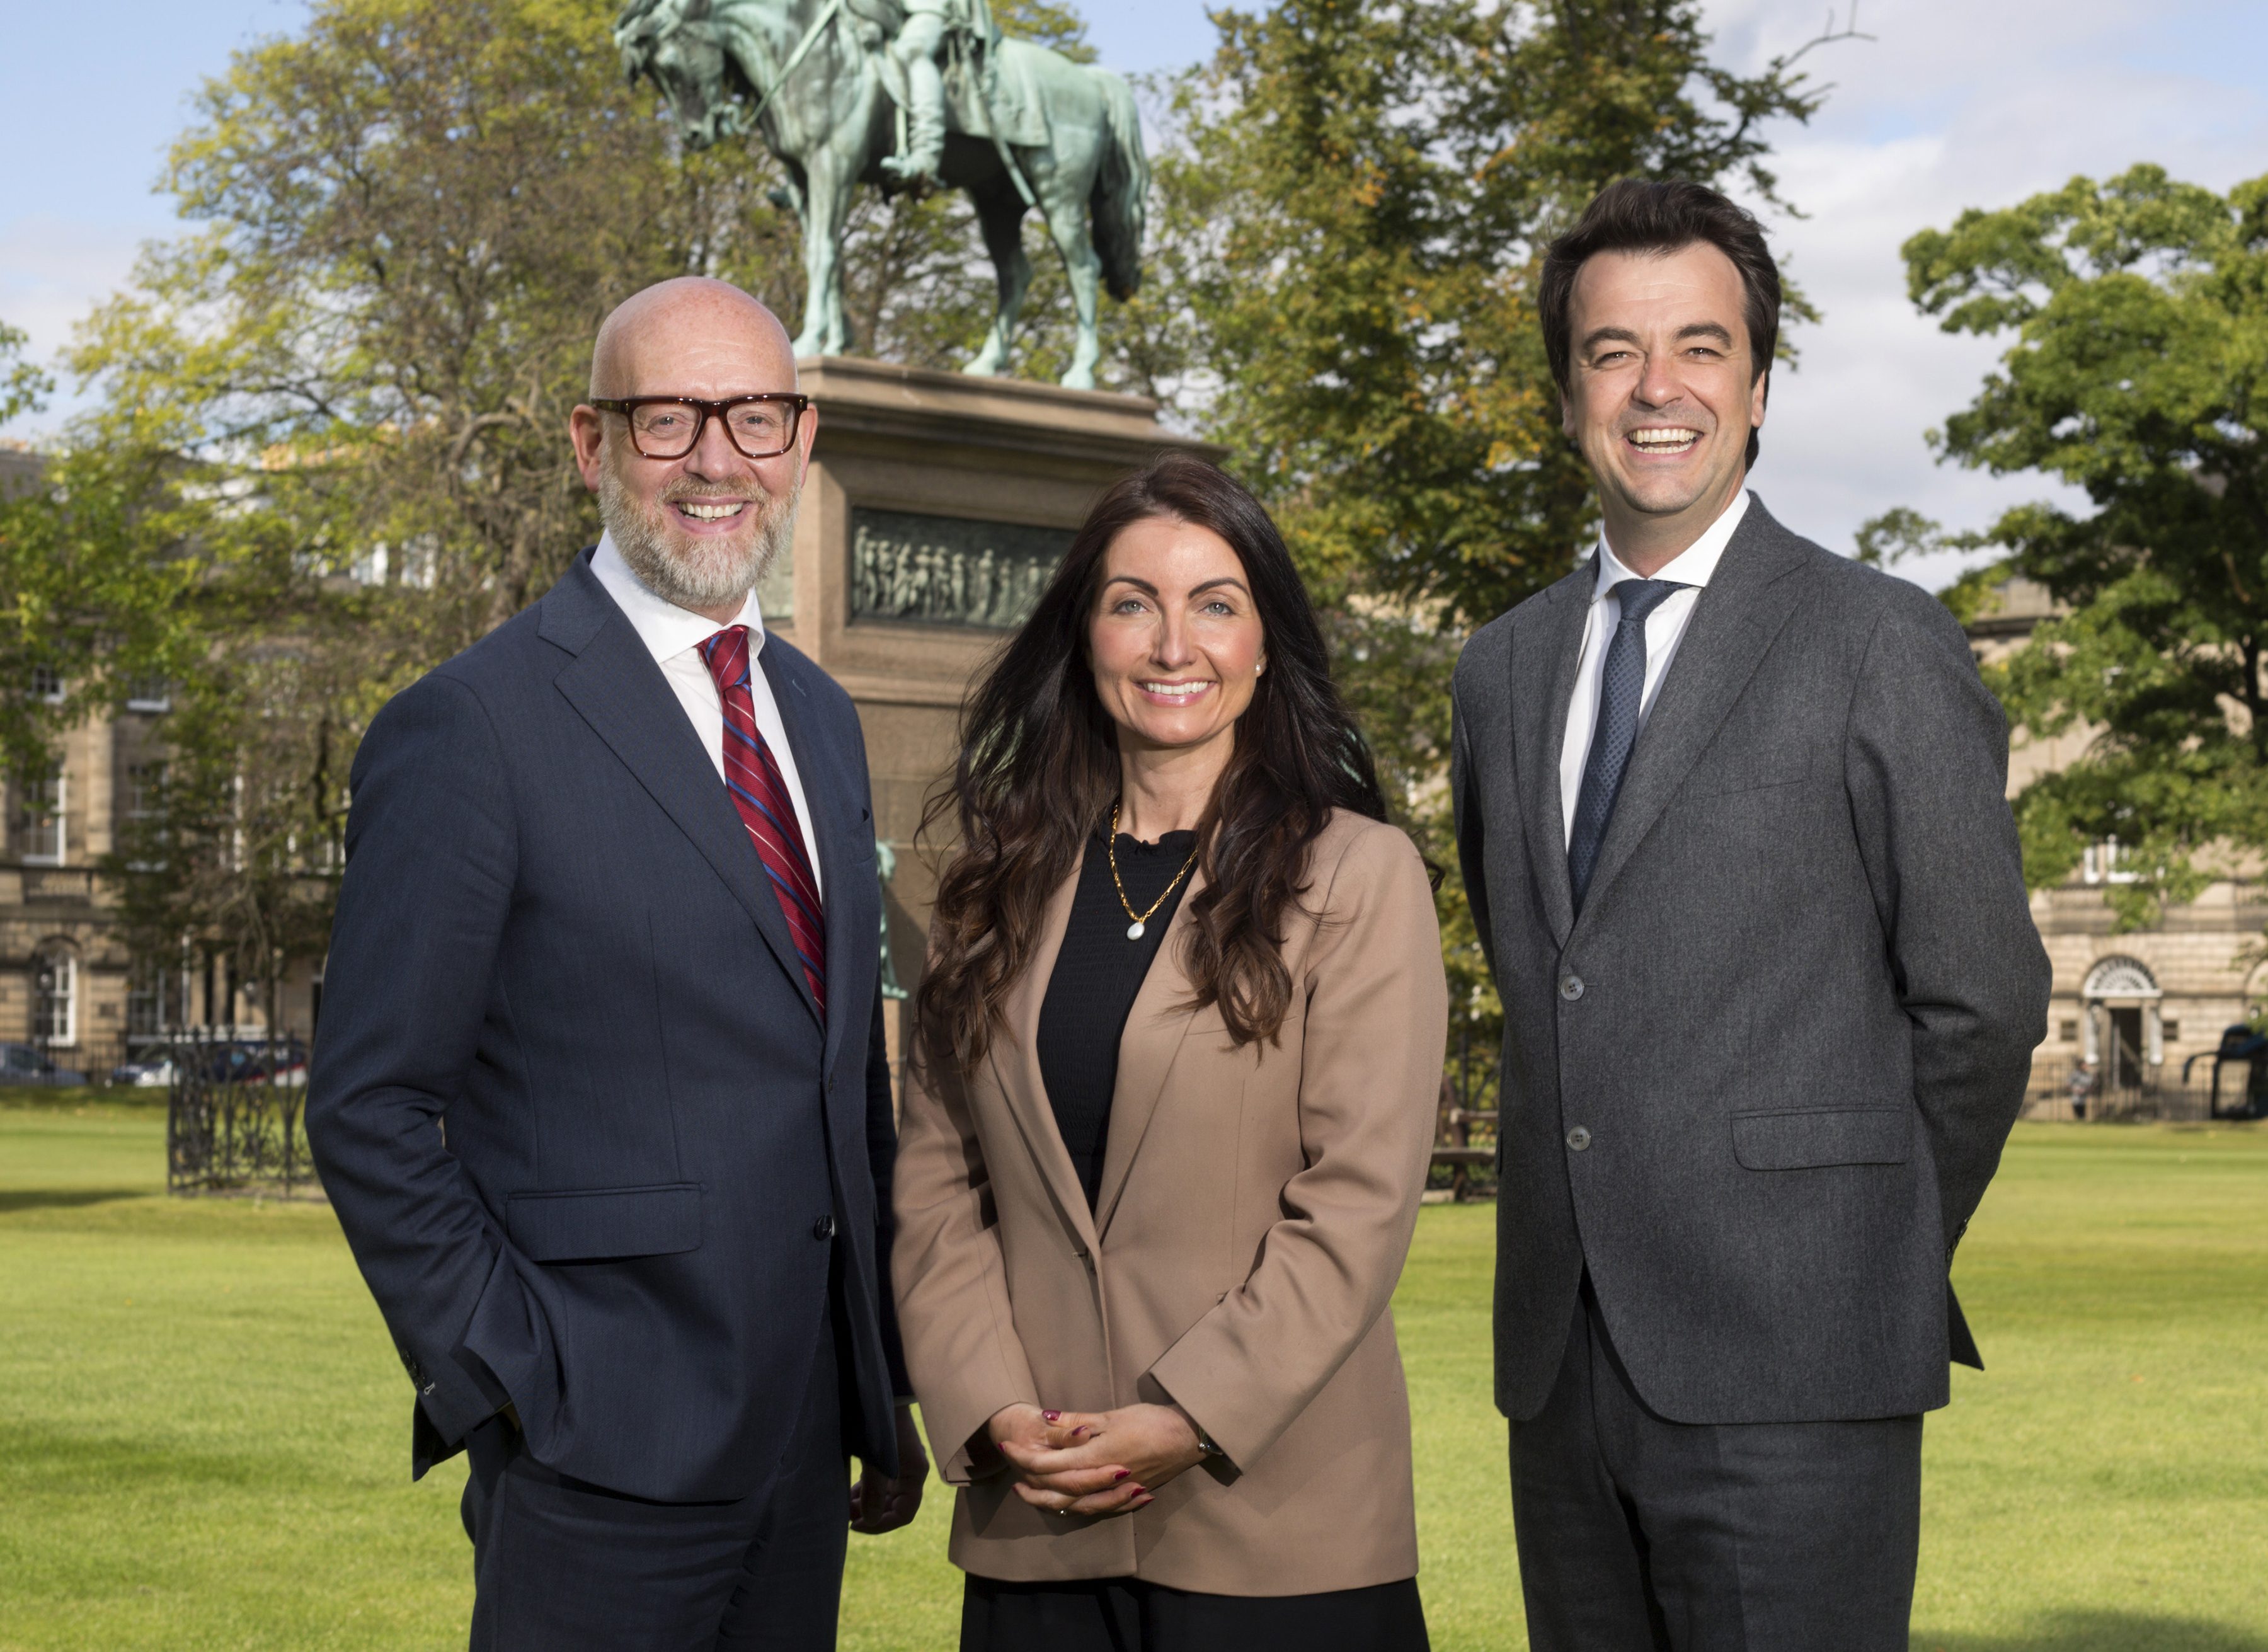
[590,530,767,665]
[1589,488,1751,604]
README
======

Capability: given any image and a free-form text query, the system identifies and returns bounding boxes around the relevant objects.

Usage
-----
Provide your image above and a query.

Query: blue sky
[8,1,2268,588]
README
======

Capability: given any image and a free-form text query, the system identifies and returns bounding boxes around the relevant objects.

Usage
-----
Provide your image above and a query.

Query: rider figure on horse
[859,0,997,186]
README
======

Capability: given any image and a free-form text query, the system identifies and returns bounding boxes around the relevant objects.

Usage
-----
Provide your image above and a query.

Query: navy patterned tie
[1567,578,1686,912]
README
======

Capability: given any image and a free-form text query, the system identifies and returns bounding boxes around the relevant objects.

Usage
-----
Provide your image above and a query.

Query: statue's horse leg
[794,143,862,359]
[788,175,834,360]
[964,169,1033,377]
[1029,129,1108,391]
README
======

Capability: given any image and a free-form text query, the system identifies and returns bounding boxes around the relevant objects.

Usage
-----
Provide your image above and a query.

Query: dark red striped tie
[701,627,827,1016]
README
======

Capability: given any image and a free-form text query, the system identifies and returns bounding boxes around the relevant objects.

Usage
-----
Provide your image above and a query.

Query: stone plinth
[768,359,1211,1067]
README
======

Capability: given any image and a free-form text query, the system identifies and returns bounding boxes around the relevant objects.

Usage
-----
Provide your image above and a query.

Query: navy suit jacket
[308,549,908,1503]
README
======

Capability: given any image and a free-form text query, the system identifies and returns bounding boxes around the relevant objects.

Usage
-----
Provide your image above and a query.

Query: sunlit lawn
[1,1097,2262,1651]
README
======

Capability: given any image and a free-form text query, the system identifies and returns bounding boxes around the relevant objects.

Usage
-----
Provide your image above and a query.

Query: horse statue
[616,0,1148,389]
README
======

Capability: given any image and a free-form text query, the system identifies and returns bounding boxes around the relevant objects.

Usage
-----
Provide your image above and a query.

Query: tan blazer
[893,810,1448,1596]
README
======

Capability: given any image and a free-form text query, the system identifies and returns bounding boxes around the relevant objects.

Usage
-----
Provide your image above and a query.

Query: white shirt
[1558,490,1751,849]
[590,533,825,899]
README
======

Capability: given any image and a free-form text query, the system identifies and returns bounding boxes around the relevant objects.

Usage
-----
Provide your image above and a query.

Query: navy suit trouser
[462,1298,849,1652]
[1508,1280,1923,1652]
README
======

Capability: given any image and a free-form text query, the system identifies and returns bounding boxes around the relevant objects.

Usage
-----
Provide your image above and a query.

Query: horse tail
[1090,70,1148,302]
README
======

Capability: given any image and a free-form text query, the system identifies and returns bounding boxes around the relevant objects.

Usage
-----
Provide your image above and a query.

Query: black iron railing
[1433,1018,1500,1201]
[165,1034,314,1197]
[2020,1055,2268,1123]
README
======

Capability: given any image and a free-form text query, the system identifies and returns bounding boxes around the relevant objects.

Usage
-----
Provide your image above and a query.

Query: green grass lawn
[2,1098,2262,1651]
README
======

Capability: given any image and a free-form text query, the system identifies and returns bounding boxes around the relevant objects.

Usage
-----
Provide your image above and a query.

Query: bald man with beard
[308,278,929,1651]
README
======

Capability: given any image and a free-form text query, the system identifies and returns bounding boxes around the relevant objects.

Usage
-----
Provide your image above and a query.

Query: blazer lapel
[544,567,820,1032]
[1092,868,1208,1239]
[1515,569,1594,950]
[987,867,1099,1256]
[1573,503,1813,921]
[759,643,863,1070]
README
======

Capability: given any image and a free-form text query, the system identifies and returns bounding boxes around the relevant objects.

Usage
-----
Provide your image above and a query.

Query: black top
[1035,826,1198,1210]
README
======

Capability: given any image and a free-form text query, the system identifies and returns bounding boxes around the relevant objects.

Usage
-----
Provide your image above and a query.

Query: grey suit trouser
[1508,1282,1922,1652]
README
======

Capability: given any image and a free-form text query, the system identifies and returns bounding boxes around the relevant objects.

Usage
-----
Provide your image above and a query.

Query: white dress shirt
[590,533,824,899]
[1558,489,1751,849]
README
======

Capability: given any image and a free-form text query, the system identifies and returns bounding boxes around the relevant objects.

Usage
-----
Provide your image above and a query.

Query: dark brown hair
[914,453,1388,1081]
[1538,179,1781,468]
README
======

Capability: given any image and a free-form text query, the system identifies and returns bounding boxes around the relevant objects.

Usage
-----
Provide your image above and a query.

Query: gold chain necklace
[1107,803,1200,941]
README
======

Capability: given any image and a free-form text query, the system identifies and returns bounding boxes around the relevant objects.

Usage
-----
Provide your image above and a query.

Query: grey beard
[597,457,798,614]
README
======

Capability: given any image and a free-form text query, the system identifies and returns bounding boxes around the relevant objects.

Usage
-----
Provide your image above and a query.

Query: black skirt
[961,1573,1430,1652]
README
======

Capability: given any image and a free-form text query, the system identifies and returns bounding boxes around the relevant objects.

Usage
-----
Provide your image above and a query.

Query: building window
[33,947,76,1047]
[29,665,63,705]
[125,675,171,714]
[13,766,64,865]
[2082,836,2140,885]
[2162,1021,2180,1043]
[125,761,164,818]
[2059,1019,2079,1043]
[121,762,166,872]
[127,958,186,1040]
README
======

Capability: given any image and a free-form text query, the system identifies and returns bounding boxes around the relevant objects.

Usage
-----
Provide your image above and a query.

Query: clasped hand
[985,1401,1208,1518]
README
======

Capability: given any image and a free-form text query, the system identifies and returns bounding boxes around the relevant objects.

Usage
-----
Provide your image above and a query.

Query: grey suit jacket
[1451,495,2049,1426]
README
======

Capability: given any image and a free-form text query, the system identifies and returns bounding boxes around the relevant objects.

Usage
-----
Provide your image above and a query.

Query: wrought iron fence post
[166,1028,312,1199]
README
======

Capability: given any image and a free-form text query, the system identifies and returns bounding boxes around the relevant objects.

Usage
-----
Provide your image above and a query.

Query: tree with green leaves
[0,321,50,428]
[1891,164,2268,927]
[0,325,203,789]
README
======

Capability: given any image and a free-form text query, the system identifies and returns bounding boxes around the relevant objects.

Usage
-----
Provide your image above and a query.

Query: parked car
[107,1039,310,1090]
[0,1043,87,1087]
[186,1040,312,1087]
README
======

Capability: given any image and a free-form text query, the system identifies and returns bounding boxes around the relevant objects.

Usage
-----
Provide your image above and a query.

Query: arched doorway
[2082,955,2162,1103]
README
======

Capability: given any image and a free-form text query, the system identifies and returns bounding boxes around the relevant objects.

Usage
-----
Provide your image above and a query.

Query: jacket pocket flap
[1731,1108,1909,1171]
[505,1183,702,1261]
[1690,758,1813,798]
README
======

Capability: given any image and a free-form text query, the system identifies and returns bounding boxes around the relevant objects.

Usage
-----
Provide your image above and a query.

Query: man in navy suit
[308,277,927,1650]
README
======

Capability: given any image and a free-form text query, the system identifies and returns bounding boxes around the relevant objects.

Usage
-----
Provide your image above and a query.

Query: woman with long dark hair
[893,454,1447,1651]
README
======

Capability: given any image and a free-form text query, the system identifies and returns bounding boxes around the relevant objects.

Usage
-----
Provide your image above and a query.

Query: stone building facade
[0,679,205,1080]
[0,444,318,1081]
[1967,577,2266,1110]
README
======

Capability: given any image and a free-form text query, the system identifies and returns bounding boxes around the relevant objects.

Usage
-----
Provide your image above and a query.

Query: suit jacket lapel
[1515,569,1593,949]
[987,867,1099,1256]
[543,563,820,1032]
[759,643,861,1070]
[1092,869,1208,1239]
[1574,503,1813,921]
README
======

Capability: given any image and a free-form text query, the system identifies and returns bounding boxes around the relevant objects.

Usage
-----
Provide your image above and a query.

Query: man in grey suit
[1450,180,2050,1649]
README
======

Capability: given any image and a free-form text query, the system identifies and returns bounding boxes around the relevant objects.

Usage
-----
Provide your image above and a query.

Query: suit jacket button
[1566,1126,1592,1151]
[813,1214,837,1240]
[1559,973,1585,1002]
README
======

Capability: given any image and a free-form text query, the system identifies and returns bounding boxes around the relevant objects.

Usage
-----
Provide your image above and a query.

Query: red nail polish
[1041,1410,1060,1423]
[1127,1484,1147,1496]
[1114,1469,1130,1482]
[1073,1426,1091,1438]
